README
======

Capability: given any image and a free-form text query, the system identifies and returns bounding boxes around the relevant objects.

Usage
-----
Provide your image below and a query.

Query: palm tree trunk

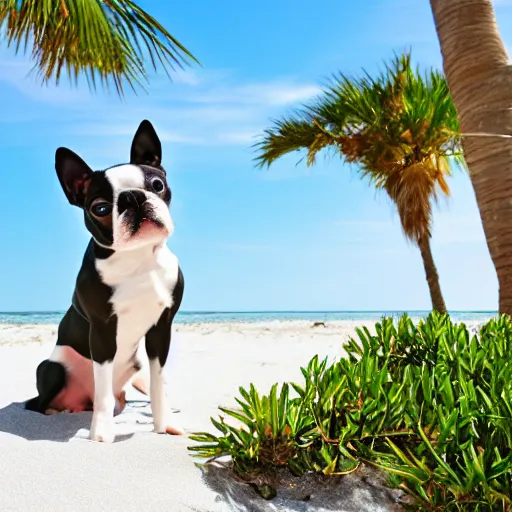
[430,0,512,313]
[418,236,447,313]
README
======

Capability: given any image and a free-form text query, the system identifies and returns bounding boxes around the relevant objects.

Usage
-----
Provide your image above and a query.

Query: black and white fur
[26,120,184,442]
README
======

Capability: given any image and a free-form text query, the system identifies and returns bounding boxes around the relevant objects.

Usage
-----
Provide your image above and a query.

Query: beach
[0,320,378,433]
[0,318,485,511]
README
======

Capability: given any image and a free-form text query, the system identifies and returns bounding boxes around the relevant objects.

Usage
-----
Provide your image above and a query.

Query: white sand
[0,320,480,511]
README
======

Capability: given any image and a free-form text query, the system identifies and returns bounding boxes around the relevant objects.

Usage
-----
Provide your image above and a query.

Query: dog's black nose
[117,190,147,215]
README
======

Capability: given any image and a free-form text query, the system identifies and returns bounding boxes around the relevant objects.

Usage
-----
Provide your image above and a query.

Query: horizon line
[0,309,498,315]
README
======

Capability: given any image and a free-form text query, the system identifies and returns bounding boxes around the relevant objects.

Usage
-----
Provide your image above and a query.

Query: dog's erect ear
[55,148,94,208]
[130,120,162,167]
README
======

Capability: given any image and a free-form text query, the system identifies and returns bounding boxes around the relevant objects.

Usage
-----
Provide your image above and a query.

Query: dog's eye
[151,177,165,194]
[91,202,112,217]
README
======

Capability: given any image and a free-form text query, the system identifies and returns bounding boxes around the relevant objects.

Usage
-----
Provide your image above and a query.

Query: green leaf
[218,407,255,429]
[278,383,289,433]
[269,383,279,435]
[0,0,200,96]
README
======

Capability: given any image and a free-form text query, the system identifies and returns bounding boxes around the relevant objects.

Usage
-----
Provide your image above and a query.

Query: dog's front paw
[90,426,115,443]
[90,416,116,443]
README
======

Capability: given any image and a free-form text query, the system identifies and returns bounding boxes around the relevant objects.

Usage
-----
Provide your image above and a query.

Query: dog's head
[55,120,173,251]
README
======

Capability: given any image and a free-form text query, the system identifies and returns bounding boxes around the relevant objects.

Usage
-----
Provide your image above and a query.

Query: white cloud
[73,121,260,147]
[64,84,318,148]
[158,130,204,144]
[217,131,259,144]
[186,82,321,106]
[0,52,322,149]
[243,83,321,105]
[72,123,202,144]
[0,58,90,105]
[170,70,201,86]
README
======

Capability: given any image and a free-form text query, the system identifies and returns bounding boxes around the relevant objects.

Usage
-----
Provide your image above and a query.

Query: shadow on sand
[0,400,406,510]
[199,461,408,512]
[0,401,133,443]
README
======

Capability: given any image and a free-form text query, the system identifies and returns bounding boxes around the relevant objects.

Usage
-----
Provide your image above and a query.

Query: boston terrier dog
[25,120,184,442]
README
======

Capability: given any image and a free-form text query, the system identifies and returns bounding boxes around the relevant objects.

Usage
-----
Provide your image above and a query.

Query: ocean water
[0,310,497,325]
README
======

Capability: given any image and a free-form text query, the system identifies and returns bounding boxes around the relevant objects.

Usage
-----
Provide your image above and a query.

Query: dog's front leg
[145,308,183,435]
[89,321,117,443]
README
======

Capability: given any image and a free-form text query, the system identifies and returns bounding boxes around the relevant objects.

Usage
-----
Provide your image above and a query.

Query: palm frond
[0,0,199,95]
[255,52,463,243]
[253,114,325,168]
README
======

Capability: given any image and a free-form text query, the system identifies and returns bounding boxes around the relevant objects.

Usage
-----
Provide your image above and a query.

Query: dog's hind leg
[25,360,67,414]
[131,372,150,396]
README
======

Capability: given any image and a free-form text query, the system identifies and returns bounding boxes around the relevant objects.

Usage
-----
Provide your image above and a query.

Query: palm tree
[255,54,464,313]
[429,0,512,314]
[0,0,198,95]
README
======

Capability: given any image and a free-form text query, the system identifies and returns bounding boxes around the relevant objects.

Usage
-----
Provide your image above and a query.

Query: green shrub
[188,313,512,510]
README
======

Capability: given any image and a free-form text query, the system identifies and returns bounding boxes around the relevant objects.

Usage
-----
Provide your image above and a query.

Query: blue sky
[1,0,511,312]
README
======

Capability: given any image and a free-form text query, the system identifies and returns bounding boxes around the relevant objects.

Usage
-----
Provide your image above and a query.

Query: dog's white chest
[112,269,169,330]
[95,245,179,344]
